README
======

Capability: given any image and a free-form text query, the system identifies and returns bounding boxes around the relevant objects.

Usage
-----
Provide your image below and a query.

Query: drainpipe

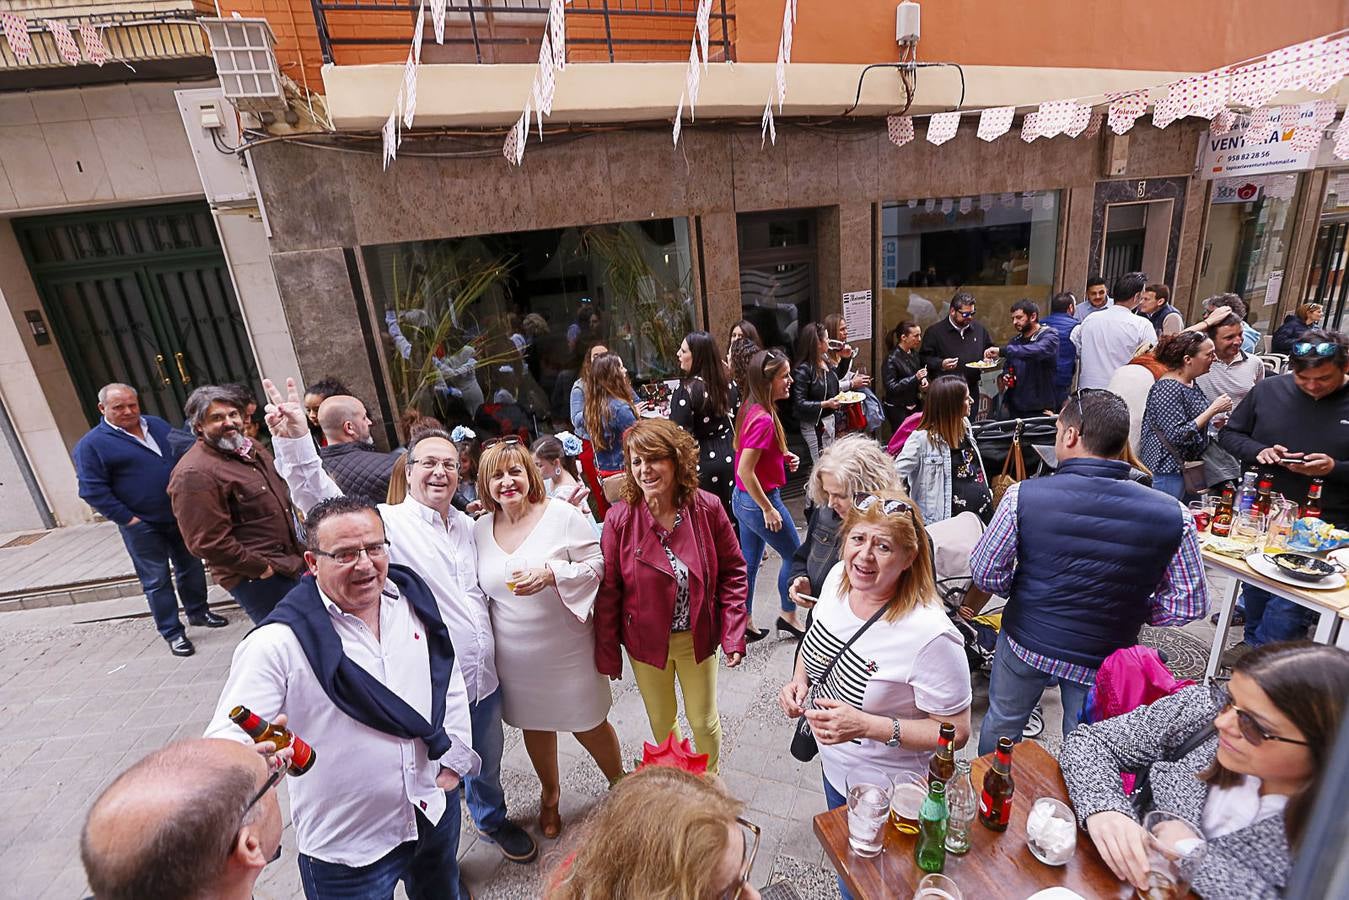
[0,394,56,529]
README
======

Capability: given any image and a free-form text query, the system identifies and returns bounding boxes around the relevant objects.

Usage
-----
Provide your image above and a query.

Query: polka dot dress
[670,379,737,521]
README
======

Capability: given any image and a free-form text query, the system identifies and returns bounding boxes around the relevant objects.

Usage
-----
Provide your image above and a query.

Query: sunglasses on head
[1221,699,1309,747]
[1291,341,1337,359]
[481,436,522,451]
[760,351,787,378]
[1069,387,1109,429]
[852,492,914,518]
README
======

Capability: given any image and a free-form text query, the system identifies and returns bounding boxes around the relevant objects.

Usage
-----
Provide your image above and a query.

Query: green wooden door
[14,202,262,427]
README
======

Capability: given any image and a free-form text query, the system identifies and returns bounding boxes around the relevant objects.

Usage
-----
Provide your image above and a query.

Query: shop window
[737,210,817,353]
[362,219,695,436]
[1196,173,1300,333]
[1303,172,1349,331]
[879,192,1060,346]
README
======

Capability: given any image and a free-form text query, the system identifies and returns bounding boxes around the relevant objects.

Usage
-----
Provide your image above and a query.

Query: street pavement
[0,525,1224,899]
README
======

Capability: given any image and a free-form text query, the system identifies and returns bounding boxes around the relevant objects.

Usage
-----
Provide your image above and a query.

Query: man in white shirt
[262,377,538,865]
[207,495,479,899]
[1196,313,1265,415]
[1071,272,1158,390]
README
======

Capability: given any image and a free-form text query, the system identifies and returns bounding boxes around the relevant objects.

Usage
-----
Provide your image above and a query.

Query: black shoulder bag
[1131,722,1216,814]
[790,604,890,763]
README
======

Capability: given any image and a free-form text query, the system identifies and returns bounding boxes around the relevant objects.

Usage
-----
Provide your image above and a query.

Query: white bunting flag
[536,40,555,114]
[1021,111,1041,142]
[1041,193,1054,211]
[1000,192,1015,207]
[977,106,1014,142]
[924,198,936,212]
[1,13,31,64]
[431,0,446,43]
[1021,193,1034,211]
[1064,104,1092,138]
[940,198,953,214]
[958,197,973,214]
[502,117,518,164]
[1228,62,1280,108]
[775,55,786,112]
[1193,73,1226,120]
[673,94,683,146]
[411,0,425,63]
[549,0,566,70]
[1151,92,1180,130]
[1108,91,1148,135]
[401,51,418,128]
[1305,36,1349,93]
[761,99,776,147]
[514,108,528,165]
[1210,109,1237,136]
[79,22,106,66]
[382,110,398,170]
[1084,112,1103,138]
[1291,99,1337,153]
[48,20,80,64]
[1277,105,1299,130]
[1333,114,1349,161]
[906,199,918,208]
[1037,100,1075,138]
[886,115,914,148]
[926,111,960,146]
[1268,37,1321,92]
[779,1,794,65]
[696,0,712,68]
[1245,107,1276,144]
[688,43,702,110]
[979,194,993,210]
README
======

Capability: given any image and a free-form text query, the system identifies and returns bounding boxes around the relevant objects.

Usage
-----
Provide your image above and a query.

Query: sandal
[539,796,563,839]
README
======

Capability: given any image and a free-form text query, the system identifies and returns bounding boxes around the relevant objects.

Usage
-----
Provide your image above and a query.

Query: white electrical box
[175,87,256,207]
[896,1,920,43]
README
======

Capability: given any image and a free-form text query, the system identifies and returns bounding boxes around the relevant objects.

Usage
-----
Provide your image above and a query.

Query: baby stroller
[926,510,1045,739]
[970,415,1059,479]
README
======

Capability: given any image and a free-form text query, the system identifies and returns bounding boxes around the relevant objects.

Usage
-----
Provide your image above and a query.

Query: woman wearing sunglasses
[545,764,761,900]
[1061,641,1349,899]
[779,492,971,899]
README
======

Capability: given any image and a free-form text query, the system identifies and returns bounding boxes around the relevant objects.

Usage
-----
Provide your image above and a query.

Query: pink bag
[886,411,924,457]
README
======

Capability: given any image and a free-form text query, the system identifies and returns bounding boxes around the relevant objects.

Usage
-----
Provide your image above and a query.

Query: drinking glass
[1137,811,1207,900]
[1232,511,1266,549]
[504,557,528,594]
[913,873,962,900]
[1187,500,1213,533]
[888,771,926,836]
[845,765,892,858]
[1026,797,1076,866]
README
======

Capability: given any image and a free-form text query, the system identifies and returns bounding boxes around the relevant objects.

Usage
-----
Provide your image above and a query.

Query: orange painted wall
[735,0,1348,69]
[218,0,328,94]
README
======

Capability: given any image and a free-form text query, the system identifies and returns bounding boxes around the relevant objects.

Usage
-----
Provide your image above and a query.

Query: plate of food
[1245,551,1346,590]
[832,391,865,405]
[966,359,1001,369]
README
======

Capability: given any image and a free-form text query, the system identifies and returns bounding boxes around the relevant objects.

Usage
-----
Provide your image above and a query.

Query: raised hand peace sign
[261,377,310,440]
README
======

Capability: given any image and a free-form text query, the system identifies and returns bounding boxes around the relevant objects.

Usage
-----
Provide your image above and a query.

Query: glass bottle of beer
[915,779,948,873]
[1253,475,1274,518]
[229,705,317,775]
[978,737,1015,832]
[944,759,978,855]
[1210,485,1236,538]
[928,722,957,786]
[1300,478,1323,520]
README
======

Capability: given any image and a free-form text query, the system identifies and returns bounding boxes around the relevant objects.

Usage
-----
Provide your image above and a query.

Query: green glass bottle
[915,778,948,873]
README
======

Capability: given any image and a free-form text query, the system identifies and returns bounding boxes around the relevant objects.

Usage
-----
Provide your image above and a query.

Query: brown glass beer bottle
[978,737,1015,832]
[928,722,957,786]
[229,705,317,775]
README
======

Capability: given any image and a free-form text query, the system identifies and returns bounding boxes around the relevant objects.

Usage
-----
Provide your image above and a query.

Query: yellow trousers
[628,631,722,773]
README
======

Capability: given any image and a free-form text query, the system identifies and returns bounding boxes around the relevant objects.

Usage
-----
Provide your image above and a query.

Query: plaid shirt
[970,481,1209,685]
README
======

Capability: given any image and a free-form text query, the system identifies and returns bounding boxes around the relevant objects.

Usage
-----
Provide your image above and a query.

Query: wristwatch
[885,717,901,748]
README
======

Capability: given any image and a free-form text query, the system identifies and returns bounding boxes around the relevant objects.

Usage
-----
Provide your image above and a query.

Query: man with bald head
[316,395,401,504]
[81,738,283,899]
[73,383,223,657]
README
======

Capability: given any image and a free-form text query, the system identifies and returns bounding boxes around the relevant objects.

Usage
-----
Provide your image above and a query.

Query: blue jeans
[822,777,856,900]
[298,790,466,899]
[227,574,299,623]
[1152,472,1189,502]
[732,487,802,616]
[118,520,210,640]
[1241,585,1314,646]
[979,631,1091,755]
[464,688,507,833]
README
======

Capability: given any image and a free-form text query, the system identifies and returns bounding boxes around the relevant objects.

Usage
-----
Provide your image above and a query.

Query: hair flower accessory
[554,430,583,457]
[638,732,709,775]
[450,425,476,443]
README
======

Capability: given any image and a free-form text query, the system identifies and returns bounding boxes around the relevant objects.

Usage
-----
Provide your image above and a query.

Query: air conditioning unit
[199,17,286,115]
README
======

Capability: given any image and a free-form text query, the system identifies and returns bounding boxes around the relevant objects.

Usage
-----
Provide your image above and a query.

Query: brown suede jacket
[168,440,305,589]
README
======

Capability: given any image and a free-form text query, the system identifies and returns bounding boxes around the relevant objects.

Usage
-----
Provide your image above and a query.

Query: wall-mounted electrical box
[896,1,921,43]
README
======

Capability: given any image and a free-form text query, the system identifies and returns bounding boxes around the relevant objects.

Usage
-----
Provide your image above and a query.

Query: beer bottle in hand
[914,779,948,873]
[229,705,317,776]
[928,722,956,786]
[978,737,1015,832]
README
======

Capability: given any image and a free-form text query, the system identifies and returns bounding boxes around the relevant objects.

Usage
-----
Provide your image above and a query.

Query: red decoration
[639,732,709,775]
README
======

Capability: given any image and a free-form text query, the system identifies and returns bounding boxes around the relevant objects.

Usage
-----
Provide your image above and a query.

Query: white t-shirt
[1071,305,1158,389]
[1200,773,1288,839]
[801,563,972,791]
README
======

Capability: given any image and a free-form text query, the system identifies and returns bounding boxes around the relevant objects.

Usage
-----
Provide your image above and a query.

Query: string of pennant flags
[1,11,109,67]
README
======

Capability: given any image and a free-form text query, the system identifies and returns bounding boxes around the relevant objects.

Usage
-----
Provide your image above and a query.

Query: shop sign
[1212,180,1264,204]
[1198,126,1315,179]
[842,290,873,342]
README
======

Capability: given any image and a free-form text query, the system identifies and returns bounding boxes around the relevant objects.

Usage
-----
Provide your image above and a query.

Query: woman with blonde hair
[895,374,991,524]
[779,491,971,899]
[545,765,761,900]
[1271,302,1324,353]
[583,353,638,477]
[473,439,623,839]
[595,419,748,772]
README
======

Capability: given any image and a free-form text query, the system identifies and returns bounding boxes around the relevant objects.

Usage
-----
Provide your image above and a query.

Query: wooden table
[814,742,1135,899]
[1201,545,1349,680]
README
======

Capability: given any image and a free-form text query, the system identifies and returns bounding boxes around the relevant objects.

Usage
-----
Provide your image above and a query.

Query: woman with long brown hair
[894,374,991,524]
[732,349,803,641]
[583,353,638,477]
[791,322,841,465]
[671,331,738,519]
[1061,641,1349,899]
[570,340,612,512]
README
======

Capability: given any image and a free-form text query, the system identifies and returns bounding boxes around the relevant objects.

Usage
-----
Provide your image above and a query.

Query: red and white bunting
[1277,105,1299,130]
[431,0,446,44]
[940,198,953,214]
[1063,103,1092,138]
[1,13,31,65]
[1037,99,1075,138]
[1245,107,1277,144]
[513,108,527,165]
[886,114,914,148]
[696,0,711,69]
[1305,36,1349,93]
[1084,112,1103,138]
[1151,92,1180,130]
[536,40,556,115]
[382,109,398,170]
[401,50,418,128]
[958,197,972,214]
[926,111,959,146]
[1269,36,1322,92]
[79,22,106,66]
[1108,91,1147,135]
[1291,98,1338,152]
[1020,111,1041,143]
[672,94,683,146]
[1228,61,1280,108]
[1193,73,1227,120]
[549,0,566,70]
[686,43,702,111]
[411,2,424,62]
[760,99,776,147]
[1333,114,1349,161]
[48,20,81,65]
[976,106,1014,142]
[779,0,794,66]
[1210,109,1237,136]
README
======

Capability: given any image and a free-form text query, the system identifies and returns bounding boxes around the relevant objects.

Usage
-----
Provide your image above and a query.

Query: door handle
[175,352,192,385]
[154,354,172,386]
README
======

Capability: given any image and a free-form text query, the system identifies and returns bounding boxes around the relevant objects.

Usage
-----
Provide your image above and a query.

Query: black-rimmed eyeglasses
[312,542,389,565]
[232,766,284,859]
[722,817,761,900]
[1221,699,1310,747]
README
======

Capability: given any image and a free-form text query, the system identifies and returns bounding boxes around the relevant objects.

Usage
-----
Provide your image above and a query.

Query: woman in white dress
[474,438,623,839]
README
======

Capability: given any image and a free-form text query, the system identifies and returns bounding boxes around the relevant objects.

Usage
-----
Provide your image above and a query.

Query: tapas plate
[832,391,865,405]
[1245,551,1346,590]
[966,359,1001,369]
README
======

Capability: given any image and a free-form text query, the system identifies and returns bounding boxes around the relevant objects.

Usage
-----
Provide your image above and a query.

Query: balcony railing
[309,0,735,67]
[0,0,214,69]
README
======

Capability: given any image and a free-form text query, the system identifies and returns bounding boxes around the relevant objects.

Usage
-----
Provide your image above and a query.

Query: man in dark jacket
[1218,330,1349,653]
[1043,292,1080,408]
[971,389,1208,752]
[168,385,306,624]
[73,383,225,656]
[992,299,1060,418]
[919,292,994,394]
[317,395,401,504]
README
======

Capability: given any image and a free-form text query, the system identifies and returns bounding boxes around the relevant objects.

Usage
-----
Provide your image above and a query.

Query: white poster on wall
[1264,270,1283,307]
[842,290,873,342]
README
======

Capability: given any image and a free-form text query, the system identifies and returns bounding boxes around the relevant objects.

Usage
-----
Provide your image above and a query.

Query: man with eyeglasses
[261,377,539,868]
[81,738,284,900]
[1217,329,1349,656]
[315,394,401,505]
[918,291,994,395]
[206,495,479,899]
[971,389,1208,753]
[1070,272,1159,390]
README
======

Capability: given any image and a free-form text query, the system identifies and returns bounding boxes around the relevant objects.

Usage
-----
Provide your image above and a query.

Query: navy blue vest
[1002,457,1185,670]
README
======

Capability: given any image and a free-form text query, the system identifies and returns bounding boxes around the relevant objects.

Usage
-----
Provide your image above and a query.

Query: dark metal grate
[0,533,47,549]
